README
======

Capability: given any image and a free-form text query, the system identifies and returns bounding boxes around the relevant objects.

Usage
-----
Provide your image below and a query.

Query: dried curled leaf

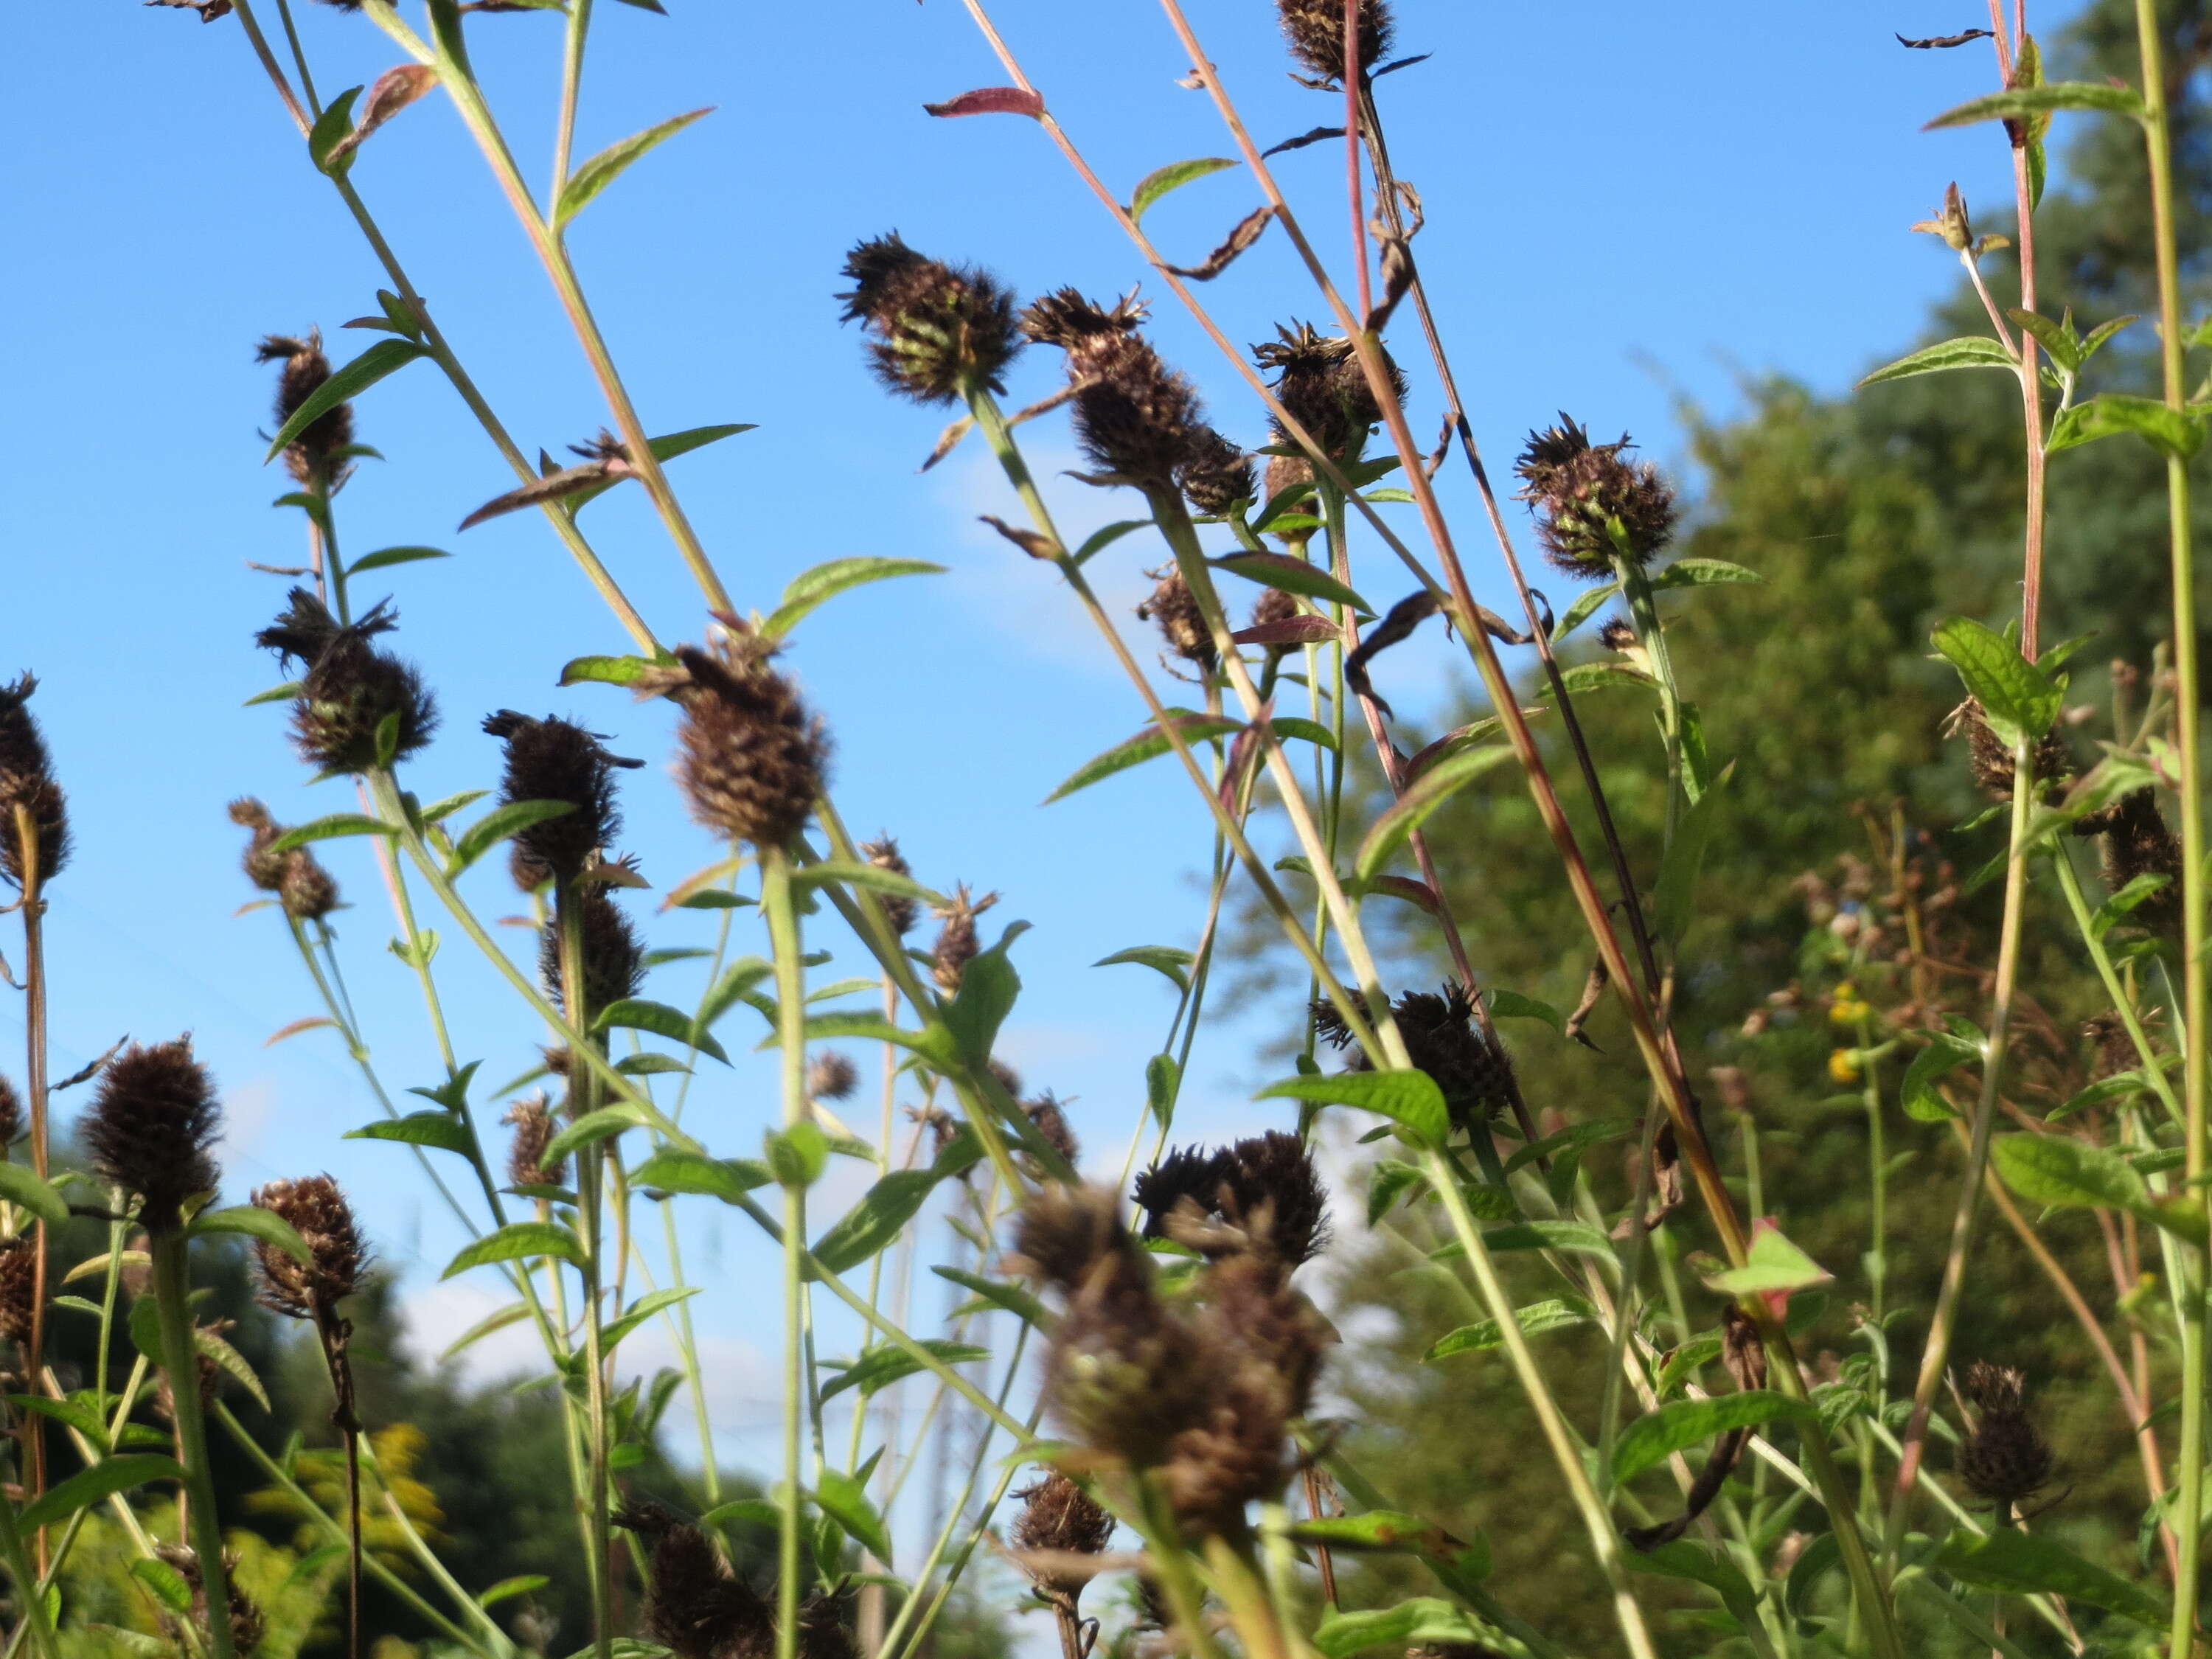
[327,64,440,163]
[924,86,1045,119]
[1164,206,1274,280]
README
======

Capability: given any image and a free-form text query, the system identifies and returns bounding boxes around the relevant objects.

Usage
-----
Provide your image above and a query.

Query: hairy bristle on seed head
[257,589,438,775]
[482,710,640,889]
[1023,291,1206,490]
[86,1037,222,1231]
[250,1174,367,1320]
[0,674,69,890]
[1255,323,1399,463]
[839,233,1023,406]
[652,632,829,851]
[1512,416,1677,579]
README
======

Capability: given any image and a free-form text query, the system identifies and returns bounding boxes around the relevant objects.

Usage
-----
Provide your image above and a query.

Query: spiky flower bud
[504,1095,566,1189]
[1276,0,1394,82]
[1177,428,1256,518]
[540,887,645,1018]
[1314,983,1514,1133]
[808,1051,859,1102]
[0,675,69,890]
[646,630,828,851]
[931,885,999,995]
[859,835,919,936]
[258,331,355,485]
[257,589,438,774]
[1011,1470,1114,1602]
[839,233,1023,406]
[249,1175,366,1321]
[1255,324,1400,463]
[85,1038,221,1231]
[1946,699,2070,803]
[1957,1360,2053,1516]
[2097,789,2183,936]
[0,1237,38,1347]
[1023,290,1207,491]
[1137,567,1217,673]
[0,1075,21,1147]
[228,798,341,920]
[482,711,641,890]
[1512,417,1677,580]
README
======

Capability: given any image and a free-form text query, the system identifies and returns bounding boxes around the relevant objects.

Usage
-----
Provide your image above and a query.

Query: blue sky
[7,0,2073,1565]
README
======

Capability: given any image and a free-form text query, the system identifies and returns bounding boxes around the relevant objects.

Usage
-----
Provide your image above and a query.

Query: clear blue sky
[7,0,2071,1536]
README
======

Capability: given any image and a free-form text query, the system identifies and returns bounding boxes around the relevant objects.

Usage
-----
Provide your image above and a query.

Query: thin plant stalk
[0,1465,57,1659]
[10,807,50,1556]
[762,846,811,1659]
[149,1230,237,1659]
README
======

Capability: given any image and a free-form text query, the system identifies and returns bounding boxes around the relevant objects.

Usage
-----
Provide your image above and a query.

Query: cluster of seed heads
[229,797,341,921]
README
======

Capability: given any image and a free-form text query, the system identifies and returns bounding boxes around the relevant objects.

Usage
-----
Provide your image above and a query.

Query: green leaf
[594,998,730,1065]
[265,813,397,855]
[442,1301,531,1361]
[1366,1159,1425,1227]
[1474,1220,1615,1262]
[1700,1228,1832,1298]
[1856,335,2015,388]
[1312,1597,1487,1659]
[944,936,1021,1067]
[1093,945,1192,993]
[1212,551,1372,615]
[1130,156,1238,220]
[767,1123,830,1189]
[1554,581,1622,643]
[559,654,662,688]
[813,1170,943,1274]
[448,799,577,878]
[1613,1391,1818,1484]
[815,1468,894,1565]
[0,1164,69,1226]
[265,340,425,462]
[819,1340,990,1403]
[479,1576,551,1610]
[792,858,940,907]
[1990,1133,2207,1243]
[1652,759,1733,942]
[442,1222,585,1279]
[1926,80,2148,128]
[1627,1539,1759,1612]
[244,680,303,708]
[762,557,946,639]
[20,1455,187,1531]
[1284,1511,1458,1554]
[931,1265,1051,1329]
[1425,1296,1595,1361]
[348,545,451,576]
[1044,712,1242,803]
[1899,1031,1980,1123]
[1073,520,1150,566]
[631,1151,771,1205]
[131,1556,195,1616]
[2047,393,2205,459]
[307,86,363,173]
[1354,745,1514,882]
[1931,616,2060,745]
[554,107,714,229]
[1784,1530,1843,1618]
[189,1205,310,1263]
[1933,1526,2168,1626]
[1271,716,1338,751]
[1146,1051,1179,1132]
[1655,1333,1725,1397]
[1256,1069,1448,1150]
[698,1498,784,1534]
[1539,661,1655,698]
[1651,558,1762,588]
[1502,1119,1635,1175]
[1486,988,1564,1037]
[600,1287,702,1354]
[543,1105,652,1164]
[417,789,487,824]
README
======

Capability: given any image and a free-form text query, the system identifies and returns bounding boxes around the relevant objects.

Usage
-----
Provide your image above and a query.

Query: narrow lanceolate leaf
[19,1455,187,1532]
[348,545,451,576]
[1925,80,2148,128]
[1044,712,1242,803]
[305,86,364,174]
[559,654,664,688]
[1130,156,1238,220]
[922,86,1045,119]
[265,339,425,462]
[442,1301,530,1361]
[265,813,397,855]
[630,1151,772,1205]
[600,1287,702,1353]
[1284,1511,1457,1555]
[189,1206,311,1264]
[441,1221,586,1279]
[791,858,941,907]
[1354,745,1514,881]
[761,557,947,639]
[818,1339,991,1402]
[815,1468,894,1566]
[554,108,714,229]
[1312,1598,1489,1659]
[2046,393,2205,459]
[1931,616,2061,745]
[0,1165,69,1226]
[1699,1228,1832,1298]
[1899,1030,1980,1122]
[1933,1526,2168,1625]
[1651,557,1762,588]
[1613,1391,1818,1484]
[325,63,439,163]
[1425,1297,1595,1361]
[542,1104,653,1164]
[347,1110,476,1155]
[813,1170,943,1274]
[1093,945,1192,994]
[1212,551,1373,614]
[477,1576,551,1610]
[931,1266,1051,1330]
[1855,335,2014,388]
[1257,1069,1449,1149]
[594,998,730,1065]
[447,799,576,878]
[1652,759,1734,942]
[562,422,757,515]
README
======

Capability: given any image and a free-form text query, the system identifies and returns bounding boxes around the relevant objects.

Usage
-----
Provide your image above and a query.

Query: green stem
[0,1460,58,1659]
[150,1230,237,1659]
[762,846,810,1659]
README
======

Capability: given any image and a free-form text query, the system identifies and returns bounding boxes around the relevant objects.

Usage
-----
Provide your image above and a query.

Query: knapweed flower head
[0,674,69,890]
[0,1237,38,1347]
[931,883,999,995]
[641,625,829,852]
[1132,1130,1330,1271]
[1255,323,1401,462]
[839,233,1023,406]
[1177,427,1256,518]
[257,588,438,774]
[1023,289,1208,491]
[504,1095,566,1190]
[257,330,355,485]
[807,1051,859,1103]
[481,710,642,890]
[1276,0,1395,83]
[227,798,341,921]
[86,1037,222,1231]
[540,886,645,1018]
[1957,1360,2053,1514]
[2094,788,2183,936]
[1513,415,1677,580]
[1136,566,1217,674]
[250,1174,367,1321]
[1011,1470,1114,1603]
[1314,982,1515,1132]
[617,1502,854,1659]
[1945,698,2070,804]
[859,835,919,936]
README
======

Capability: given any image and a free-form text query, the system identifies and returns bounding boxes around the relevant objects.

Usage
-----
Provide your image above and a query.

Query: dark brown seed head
[2084,1012,2138,1082]
[1513,416,1677,579]
[859,835,919,936]
[617,1501,787,1659]
[1250,584,1301,636]
[652,632,829,851]
[839,233,1023,406]
[1137,566,1217,672]
[1947,699,2070,803]
[808,1051,859,1103]
[161,1545,264,1659]
[1262,453,1317,546]
[0,1237,39,1346]
[1276,0,1395,83]
[0,1075,18,1147]
[1177,427,1256,518]
[2098,789,2183,935]
[279,852,340,921]
[1011,1470,1114,1601]
[1133,1133,1329,1271]
[229,798,288,891]
[151,1345,225,1425]
[1255,323,1400,462]
[258,589,438,775]
[482,711,641,889]
[257,330,355,485]
[931,884,999,995]
[1024,291,1206,490]
[0,675,69,890]
[1024,1093,1081,1168]
[1391,983,1517,1132]
[1957,1360,2053,1514]
[540,887,645,1019]
[85,1037,221,1231]
[1597,617,1638,652]
[1020,288,1149,372]
[249,1174,367,1321]
[229,796,341,919]
[504,1095,566,1189]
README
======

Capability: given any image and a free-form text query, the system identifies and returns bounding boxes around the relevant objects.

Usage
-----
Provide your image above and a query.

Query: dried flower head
[1011,1470,1114,1601]
[1276,0,1395,83]
[840,233,1023,406]
[859,835,919,936]
[504,1095,566,1189]
[2097,789,2183,935]
[1250,584,1301,636]
[279,852,340,922]
[1132,1131,1329,1270]
[0,1237,38,1347]
[0,675,69,890]
[1262,453,1317,546]
[482,711,641,890]
[1023,290,1206,490]
[649,630,828,851]
[250,1175,366,1321]
[86,1038,221,1231]
[931,884,1000,995]
[1314,983,1514,1133]
[227,797,340,920]
[1177,427,1256,517]
[257,330,355,485]
[540,887,645,1018]
[1513,416,1677,579]
[1024,1092,1081,1169]
[618,1502,775,1659]
[1957,1360,2053,1514]
[257,588,438,774]
[1597,617,1638,652]
[1020,288,1148,369]
[1946,698,2070,803]
[160,1545,265,1659]
[1255,324,1399,462]
[0,1075,21,1147]
[1135,566,1217,674]
[808,1051,859,1103]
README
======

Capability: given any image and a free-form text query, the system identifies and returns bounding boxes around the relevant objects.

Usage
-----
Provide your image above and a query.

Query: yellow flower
[1829,1048,1863,1085]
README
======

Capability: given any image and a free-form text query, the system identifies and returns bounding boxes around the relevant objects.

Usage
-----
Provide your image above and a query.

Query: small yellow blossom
[1829,1048,1863,1085]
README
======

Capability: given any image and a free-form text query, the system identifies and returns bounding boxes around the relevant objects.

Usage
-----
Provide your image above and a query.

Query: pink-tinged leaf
[1364,876,1439,916]
[1218,704,1270,813]
[267,1016,340,1048]
[1231,616,1340,647]
[327,64,440,163]
[924,86,1044,120]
